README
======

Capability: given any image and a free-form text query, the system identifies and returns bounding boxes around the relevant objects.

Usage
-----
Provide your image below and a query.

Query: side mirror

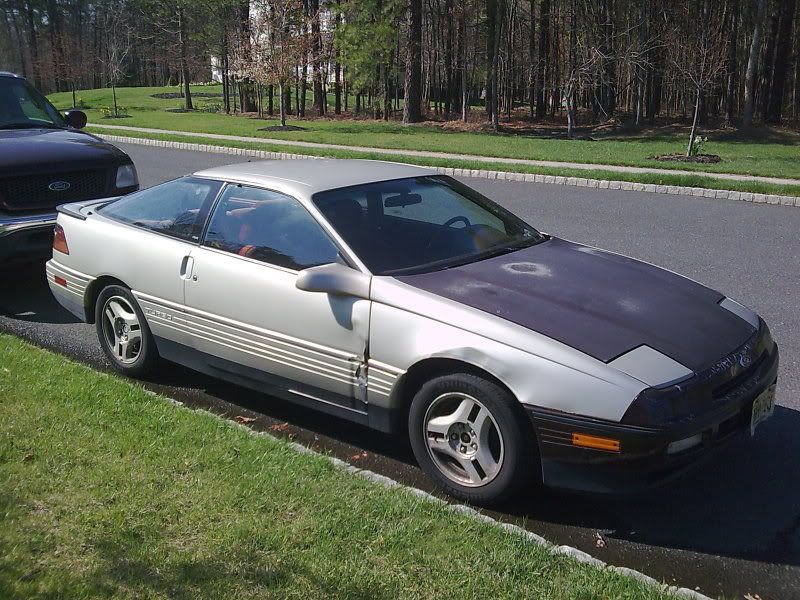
[295,262,370,299]
[64,109,87,129]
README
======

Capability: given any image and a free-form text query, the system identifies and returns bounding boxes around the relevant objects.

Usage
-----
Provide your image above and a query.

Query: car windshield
[312,175,545,275]
[0,77,66,129]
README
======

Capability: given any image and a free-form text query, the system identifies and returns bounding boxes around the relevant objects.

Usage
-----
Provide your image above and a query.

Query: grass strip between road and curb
[0,333,691,600]
[87,126,800,201]
[51,85,800,182]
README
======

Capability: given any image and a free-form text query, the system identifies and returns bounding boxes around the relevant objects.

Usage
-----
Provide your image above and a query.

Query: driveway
[2,143,798,599]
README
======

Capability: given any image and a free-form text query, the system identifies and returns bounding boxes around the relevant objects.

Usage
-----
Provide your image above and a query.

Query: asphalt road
[3,143,799,599]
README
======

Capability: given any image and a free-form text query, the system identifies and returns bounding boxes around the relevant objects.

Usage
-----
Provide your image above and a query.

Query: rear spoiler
[57,198,116,221]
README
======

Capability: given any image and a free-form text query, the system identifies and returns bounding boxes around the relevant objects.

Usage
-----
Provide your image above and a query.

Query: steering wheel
[442,216,472,229]
[425,215,473,252]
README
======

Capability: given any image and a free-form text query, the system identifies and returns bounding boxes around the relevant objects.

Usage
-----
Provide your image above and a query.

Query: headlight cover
[116,163,139,189]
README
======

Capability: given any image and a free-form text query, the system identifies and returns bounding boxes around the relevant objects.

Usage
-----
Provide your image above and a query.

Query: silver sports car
[47,159,779,504]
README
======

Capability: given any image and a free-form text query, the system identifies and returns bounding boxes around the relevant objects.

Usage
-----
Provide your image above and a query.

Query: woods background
[0,0,797,132]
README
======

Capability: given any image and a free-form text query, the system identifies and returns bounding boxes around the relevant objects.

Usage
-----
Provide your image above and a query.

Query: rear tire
[408,372,535,505]
[95,284,159,377]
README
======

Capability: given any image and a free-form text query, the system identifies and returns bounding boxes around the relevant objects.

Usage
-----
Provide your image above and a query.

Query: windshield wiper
[477,234,548,260]
[0,122,61,130]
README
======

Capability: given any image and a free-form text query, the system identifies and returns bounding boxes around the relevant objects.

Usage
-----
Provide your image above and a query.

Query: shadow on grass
[85,531,397,599]
[86,536,293,599]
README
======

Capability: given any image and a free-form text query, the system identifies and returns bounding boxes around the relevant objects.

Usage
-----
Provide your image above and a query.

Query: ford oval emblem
[48,180,71,192]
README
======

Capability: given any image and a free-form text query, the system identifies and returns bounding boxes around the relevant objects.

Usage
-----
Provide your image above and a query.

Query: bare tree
[98,2,133,117]
[667,1,728,156]
[232,0,308,127]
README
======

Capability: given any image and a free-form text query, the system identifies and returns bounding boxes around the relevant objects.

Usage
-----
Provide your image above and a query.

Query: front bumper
[0,212,57,263]
[527,343,779,494]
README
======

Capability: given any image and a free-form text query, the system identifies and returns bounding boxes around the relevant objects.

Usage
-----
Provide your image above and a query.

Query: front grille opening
[0,169,108,212]
[712,352,765,400]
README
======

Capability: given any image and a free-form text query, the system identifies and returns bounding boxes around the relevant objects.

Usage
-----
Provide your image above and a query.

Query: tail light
[53,224,69,255]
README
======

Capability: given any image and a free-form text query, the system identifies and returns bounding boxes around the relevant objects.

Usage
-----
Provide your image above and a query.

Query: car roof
[0,71,23,79]
[193,159,437,196]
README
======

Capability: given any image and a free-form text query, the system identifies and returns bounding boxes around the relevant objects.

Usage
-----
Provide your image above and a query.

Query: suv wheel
[408,372,535,505]
[95,285,159,377]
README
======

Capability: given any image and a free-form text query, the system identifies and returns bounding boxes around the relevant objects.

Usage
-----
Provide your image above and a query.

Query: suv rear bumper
[527,344,779,494]
[0,212,57,263]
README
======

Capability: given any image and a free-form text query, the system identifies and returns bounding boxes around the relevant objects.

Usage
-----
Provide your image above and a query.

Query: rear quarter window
[100,177,222,242]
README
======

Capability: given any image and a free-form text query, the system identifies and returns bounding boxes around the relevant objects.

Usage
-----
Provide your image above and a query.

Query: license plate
[751,384,776,436]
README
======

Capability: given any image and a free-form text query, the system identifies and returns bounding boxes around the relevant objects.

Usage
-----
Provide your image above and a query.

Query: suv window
[0,77,66,129]
[204,185,339,271]
[100,177,221,241]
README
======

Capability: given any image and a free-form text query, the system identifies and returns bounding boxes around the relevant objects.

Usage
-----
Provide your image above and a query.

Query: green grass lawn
[0,334,676,599]
[93,125,800,198]
[48,85,800,182]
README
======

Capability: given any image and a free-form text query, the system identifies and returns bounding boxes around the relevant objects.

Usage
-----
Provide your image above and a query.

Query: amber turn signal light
[571,433,621,453]
[53,224,69,255]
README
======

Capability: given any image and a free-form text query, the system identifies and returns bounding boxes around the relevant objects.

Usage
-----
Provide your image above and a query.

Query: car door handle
[179,255,195,280]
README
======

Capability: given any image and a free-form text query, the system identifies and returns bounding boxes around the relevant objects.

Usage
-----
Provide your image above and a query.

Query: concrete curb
[143,388,712,600]
[98,132,800,208]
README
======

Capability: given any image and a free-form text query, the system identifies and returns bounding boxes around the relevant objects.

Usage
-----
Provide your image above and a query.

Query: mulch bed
[151,92,223,99]
[652,153,721,164]
[258,125,307,132]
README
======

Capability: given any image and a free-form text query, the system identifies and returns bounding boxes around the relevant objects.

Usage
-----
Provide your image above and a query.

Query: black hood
[0,128,130,178]
[397,237,755,372]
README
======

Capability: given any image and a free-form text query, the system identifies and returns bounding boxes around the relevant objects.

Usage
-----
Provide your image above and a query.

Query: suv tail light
[53,224,69,255]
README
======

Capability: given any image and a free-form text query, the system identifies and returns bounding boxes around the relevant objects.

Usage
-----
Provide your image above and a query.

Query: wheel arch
[84,275,131,323]
[388,356,536,439]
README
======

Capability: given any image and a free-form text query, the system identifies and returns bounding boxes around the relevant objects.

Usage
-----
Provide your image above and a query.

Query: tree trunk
[443,0,454,117]
[403,0,423,123]
[177,6,193,111]
[268,84,274,116]
[528,0,536,118]
[334,61,342,114]
[490,0,503,130]
[566,81,575,138]
[47,0,63,91]
[566,0,577,137]
[23,1,41,89]
[687,87,701,157]
[766,0,796,123]
[536,0,550,118]
[485,0,496,115]
[459,7,468,122]
[384,66,391,121]
[300,62,307,117]
[759,7,779,121]
[742,0,766,128]
[310,0,324,115]
[279,80,287,127]
[724,0,739,127]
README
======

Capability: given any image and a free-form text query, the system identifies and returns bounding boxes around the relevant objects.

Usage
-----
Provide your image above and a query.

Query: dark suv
[0,72,138,264]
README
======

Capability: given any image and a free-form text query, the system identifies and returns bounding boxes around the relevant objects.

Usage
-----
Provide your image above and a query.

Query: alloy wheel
[423,392,505,487]
[101,295,143,364]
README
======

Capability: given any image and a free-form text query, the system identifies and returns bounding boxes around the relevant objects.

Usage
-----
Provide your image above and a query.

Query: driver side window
[203,184,340,271]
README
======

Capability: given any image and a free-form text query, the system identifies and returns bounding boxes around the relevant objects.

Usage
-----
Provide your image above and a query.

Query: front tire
[95,285,159,377]
[408,372,535,505]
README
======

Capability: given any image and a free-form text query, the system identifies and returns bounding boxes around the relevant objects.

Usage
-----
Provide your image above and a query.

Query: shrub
[100,106,130,118]
[689,135,708,156]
